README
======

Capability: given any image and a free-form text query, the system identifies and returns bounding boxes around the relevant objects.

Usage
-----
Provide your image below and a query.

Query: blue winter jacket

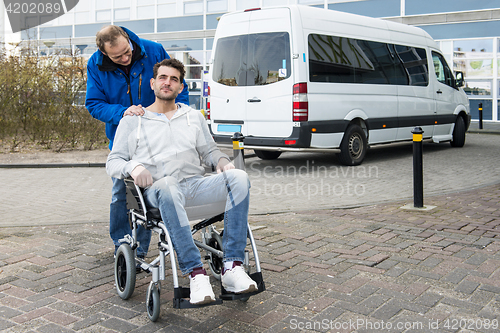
[85,27,189,148]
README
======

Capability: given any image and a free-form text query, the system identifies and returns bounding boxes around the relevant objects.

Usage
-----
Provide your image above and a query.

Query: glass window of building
[263,0,289,7]
[208,0,227,13]
[138,6,155,19]
[184,1,203,15]
[115,9,130,21]
[114,0,130,8]
[454,39,493,80]
[96,0,112,10]
[237,0,258,11]
[462,80,492,96]
[56,11,74,25]
[96,10,111,22]
[158,4,177,18]
[157,16,203,32]
[74,0,90,24]
[299,0,323,4]
[74,0,89,11]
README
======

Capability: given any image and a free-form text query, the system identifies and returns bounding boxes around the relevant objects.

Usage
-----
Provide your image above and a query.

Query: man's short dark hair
[153,58,186,83]
[96,25,129,53]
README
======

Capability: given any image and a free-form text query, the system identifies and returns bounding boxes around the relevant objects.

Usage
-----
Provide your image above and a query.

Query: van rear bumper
[210,120,347,152]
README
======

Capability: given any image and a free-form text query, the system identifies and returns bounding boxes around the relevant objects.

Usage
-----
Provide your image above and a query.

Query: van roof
[220,5,438,49]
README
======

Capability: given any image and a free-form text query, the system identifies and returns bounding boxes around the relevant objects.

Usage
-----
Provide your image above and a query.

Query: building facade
[18,0,500,122]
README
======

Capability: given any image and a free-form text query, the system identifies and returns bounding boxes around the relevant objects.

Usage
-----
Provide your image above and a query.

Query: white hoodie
[106,103,229,182]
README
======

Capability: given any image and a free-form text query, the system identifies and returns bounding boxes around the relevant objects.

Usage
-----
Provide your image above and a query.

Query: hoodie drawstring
[187,110,191,126]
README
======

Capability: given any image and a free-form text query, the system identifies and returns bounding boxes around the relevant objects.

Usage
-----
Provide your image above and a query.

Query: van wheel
[338,124,367,166]
[450,116,466,147]
[254,150,282,160]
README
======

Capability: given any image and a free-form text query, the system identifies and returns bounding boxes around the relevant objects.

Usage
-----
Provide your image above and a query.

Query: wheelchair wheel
[207,230,223,280]
[114,244,136,300]
[146,283,160,322]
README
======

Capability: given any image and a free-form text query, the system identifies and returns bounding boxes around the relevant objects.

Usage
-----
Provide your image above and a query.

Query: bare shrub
[0,41,107,152]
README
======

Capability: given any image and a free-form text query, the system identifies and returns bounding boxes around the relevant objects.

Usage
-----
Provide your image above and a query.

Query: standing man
[86,25,189,262]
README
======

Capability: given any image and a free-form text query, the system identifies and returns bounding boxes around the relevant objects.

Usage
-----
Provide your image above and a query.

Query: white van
[207,5,470,165]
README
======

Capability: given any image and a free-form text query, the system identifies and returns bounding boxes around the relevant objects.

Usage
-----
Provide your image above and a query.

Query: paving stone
[359,294,390,309]
[442,268,470,284]
[71,313,109,330]
[0,318,16,330]
[370,299,404,320]
[440,297,483,312]
[0,305,23,319]
[464,253,490,266]
[37,322,75,333]
[455,280,480,294]
[100,317,139,332]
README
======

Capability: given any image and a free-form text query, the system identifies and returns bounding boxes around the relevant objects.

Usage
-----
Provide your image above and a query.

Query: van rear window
[308,34,428,86]
[212,32,291,86]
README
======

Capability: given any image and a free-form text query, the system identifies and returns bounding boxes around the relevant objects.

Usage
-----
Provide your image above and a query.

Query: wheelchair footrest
[173,287,223,309]
[220,272,265,300]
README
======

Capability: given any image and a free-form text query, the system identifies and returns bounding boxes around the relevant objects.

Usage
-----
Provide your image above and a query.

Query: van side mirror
[455,71,465,87]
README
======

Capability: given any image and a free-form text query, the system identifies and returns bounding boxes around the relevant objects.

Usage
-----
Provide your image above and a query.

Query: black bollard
[412,127,424,208]
[232,132,245,171]
[478,102,483,130]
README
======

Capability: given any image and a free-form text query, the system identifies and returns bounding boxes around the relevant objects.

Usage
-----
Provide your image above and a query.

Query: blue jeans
[110,177,151,257]
[144,169,250,276]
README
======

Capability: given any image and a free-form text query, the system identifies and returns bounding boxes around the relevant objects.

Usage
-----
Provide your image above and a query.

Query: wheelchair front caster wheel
[146,283,160,322]
[114,244,136,300]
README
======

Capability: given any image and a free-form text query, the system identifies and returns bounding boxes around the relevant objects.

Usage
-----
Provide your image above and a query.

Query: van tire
[338,124,367,166]
[450,116,466,147]
[254,150,282,160]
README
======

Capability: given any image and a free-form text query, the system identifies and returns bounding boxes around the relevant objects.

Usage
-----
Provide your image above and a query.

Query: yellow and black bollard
[412,127,424,208]
[232,132,245,171]
[478,102,483,130]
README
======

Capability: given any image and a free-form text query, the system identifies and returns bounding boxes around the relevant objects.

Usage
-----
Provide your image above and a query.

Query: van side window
[308,34,428,87]
[394,45,429,86]
[432,51,455,88]
[212,32,291,86]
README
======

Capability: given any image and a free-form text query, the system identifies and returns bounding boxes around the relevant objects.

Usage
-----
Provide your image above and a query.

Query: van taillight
[244,8,261,12]
[293,83,308,122]
[206,85,211,120]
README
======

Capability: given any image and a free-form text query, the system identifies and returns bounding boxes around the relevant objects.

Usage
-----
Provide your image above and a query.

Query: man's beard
[156,88,177,101]
[156,94,176,101]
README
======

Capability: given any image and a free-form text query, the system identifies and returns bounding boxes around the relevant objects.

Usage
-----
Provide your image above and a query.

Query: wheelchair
[114,176,265,322]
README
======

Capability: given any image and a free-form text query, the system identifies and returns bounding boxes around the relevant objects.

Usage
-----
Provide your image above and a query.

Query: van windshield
[212,32,291,86]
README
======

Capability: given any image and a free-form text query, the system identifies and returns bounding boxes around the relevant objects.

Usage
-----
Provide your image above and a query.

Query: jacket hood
[142,103,193,126]
[96,27,145,70]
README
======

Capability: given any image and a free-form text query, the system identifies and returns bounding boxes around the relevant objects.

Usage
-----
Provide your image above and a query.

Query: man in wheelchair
[106,58,257,305]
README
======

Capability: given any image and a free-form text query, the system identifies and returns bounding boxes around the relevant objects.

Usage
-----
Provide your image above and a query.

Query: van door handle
[436,90,443,94]
[247,98,261,103]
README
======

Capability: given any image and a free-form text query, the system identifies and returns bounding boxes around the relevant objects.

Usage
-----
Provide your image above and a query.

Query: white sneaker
[222,265,258,294]
[189,274,216,305]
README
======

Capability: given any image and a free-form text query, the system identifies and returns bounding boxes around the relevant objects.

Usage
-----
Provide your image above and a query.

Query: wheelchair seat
[124,177,226,223]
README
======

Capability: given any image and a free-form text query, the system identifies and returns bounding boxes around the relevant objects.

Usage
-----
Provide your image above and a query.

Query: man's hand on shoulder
[131,165,153,187]
[216,158,235,173]
[123,104,144,117]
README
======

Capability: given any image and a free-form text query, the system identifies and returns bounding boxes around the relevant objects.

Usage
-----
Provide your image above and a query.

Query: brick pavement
[1,183,499,332]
